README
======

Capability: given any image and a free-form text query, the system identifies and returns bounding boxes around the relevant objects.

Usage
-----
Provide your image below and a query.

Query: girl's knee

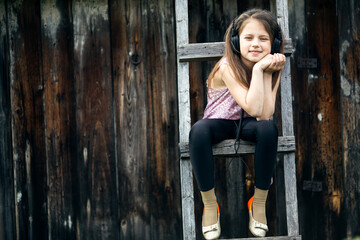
[256,120,278,140]
[190,120,210,142]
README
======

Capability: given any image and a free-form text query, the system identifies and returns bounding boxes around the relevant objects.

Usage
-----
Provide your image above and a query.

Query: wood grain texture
[72,1,118,239]
[0,1,15,239]
[179,136,296,158]
[305,1,343,239]
[290,0,344,239]
[179,40,294,62]
[8,1,48,239]
[141,0,181,239]
[40,1,76,239]
[110,0,150,239]
[287,0,308,238]
[175,0,196,239]
[337,0,360,237]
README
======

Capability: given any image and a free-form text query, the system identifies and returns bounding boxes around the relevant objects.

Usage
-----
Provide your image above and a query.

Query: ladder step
[178,39,293,62]
[179,136,295,158]
[222,236,301,240]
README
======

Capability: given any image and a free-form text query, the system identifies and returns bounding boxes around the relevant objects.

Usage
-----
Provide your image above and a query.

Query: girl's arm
[256,53,285,119]
[220,53,285,119]
[220,64,265,117]
[256,71,281,120]
[220,55,274,118]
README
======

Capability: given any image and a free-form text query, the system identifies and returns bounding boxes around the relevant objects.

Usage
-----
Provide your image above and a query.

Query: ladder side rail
[175,0,196,239]
[276,0,300,236]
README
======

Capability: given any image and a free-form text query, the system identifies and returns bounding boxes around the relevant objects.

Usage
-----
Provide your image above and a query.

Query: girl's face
[238,19,272,68]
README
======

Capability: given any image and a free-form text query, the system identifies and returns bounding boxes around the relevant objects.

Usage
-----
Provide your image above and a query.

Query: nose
[251,38,259,47]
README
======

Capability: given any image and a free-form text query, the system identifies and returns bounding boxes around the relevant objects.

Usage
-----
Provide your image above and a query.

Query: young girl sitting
[189,9,286,239]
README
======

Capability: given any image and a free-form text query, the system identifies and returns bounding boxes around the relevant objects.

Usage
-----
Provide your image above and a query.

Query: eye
[260,37,269,41]
[244,36,252,40]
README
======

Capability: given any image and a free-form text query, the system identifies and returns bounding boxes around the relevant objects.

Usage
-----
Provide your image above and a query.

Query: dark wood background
[0,0,359,240]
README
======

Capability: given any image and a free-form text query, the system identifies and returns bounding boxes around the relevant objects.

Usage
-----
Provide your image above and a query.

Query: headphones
[231,19,282,55]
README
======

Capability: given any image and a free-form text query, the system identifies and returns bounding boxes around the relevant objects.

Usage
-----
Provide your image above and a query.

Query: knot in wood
[130,52,141,66]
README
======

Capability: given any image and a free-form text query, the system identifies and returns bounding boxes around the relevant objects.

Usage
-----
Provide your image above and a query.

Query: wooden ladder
[175,0,301,239]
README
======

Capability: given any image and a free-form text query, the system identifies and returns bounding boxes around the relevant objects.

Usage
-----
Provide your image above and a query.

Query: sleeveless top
[203,58,249,120]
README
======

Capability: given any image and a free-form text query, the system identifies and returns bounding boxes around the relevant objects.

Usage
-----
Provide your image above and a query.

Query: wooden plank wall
[8,1,48,239]
[289,0,344,239]
[337,0,360,238]
[289,0,359,239]
[1,0,180,239]
[1,0,360,239]
[0,0,16,239]
[41,1,76,239]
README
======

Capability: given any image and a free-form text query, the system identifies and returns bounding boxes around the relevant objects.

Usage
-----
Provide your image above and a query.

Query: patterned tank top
[203,58,249,120]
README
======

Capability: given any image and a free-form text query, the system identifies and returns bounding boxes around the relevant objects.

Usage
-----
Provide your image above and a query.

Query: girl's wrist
[252,64,264,73]
[263,71,273,78]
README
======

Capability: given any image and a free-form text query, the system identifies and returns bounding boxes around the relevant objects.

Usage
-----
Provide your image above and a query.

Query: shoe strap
[254,221,269,231]
[202,223,219,234]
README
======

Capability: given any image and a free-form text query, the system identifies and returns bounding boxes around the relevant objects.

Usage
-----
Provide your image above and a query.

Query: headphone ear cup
[231,20,240,53]
[271,29,282,54]
[231,35,240,53]
[271,38,281,54]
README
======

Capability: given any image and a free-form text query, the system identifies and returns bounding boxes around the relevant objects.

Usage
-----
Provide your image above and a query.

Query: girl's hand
[264,53,286,73]
[253,54,274,71]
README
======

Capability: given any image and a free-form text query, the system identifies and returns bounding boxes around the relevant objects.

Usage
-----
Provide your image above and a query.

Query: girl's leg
[240,118,278,225]
[240,117,278,190]
[189,119,237,191]
[189,119,237,227]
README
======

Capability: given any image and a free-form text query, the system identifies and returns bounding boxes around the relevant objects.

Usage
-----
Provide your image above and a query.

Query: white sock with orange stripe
[200,188,218,226]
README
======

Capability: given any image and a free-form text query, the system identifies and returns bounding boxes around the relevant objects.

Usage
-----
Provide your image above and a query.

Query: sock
[252,187,268,225]
[200,188,218,226]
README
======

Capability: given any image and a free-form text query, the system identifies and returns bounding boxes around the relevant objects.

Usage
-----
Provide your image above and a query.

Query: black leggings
[189,117,278,191]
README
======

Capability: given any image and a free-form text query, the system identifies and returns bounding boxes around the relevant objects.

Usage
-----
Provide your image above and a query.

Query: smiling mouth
[249,51,262,54]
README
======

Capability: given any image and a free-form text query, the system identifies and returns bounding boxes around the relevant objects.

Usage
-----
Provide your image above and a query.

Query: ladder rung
[222,236,301,240]
[178,39,294,62]
[179,136,295,158]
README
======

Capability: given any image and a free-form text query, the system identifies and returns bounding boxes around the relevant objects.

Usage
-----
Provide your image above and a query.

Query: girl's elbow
[258,109,275,120]
[256,115,271,121]
[247,107,263,118]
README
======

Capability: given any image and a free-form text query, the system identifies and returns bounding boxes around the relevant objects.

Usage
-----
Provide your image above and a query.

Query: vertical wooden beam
[286,0,308,237]
[0,0,15,239]
[140,0,181,239]
[40,0,76,239]
[175,0,195,239]
[72,1,118,239]
[304,0,343,239]
[337,0,360,238]
[275,0,300,236]
[8,0,48,239]
[109,0,150,239]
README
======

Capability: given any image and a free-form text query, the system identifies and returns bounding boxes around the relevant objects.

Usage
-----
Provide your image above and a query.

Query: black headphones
[231,19,282,54]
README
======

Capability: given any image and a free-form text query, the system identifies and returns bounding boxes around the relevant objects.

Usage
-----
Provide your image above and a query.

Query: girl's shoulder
[219,57,229,66]
[217,57,234,77]
[215,57,231,74]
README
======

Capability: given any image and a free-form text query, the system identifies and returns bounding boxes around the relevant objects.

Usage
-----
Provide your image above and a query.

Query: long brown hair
[208,9,284,89]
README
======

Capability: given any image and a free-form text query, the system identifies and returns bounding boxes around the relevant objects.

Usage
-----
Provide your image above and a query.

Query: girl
[189,9,286,239]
